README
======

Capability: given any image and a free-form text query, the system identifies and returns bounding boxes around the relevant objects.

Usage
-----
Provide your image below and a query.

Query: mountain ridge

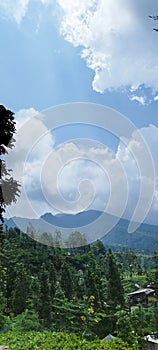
[4,210,158,252]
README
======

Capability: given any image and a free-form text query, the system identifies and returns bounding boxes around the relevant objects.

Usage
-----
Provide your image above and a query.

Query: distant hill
[41,210,102,227]
[102,221,158,253]
[4,210,158,252]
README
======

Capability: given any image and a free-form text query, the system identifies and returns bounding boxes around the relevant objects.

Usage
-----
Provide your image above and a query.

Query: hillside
[4,210,158,252]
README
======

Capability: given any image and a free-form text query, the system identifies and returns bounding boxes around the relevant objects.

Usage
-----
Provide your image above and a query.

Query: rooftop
[145,335,158,344]
[128,288,155,296]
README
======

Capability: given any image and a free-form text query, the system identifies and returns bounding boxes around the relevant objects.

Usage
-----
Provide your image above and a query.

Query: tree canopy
[0,105,20,224]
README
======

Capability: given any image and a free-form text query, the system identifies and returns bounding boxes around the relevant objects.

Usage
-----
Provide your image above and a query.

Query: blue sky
[0,0,158,126]
[2,0,158,229]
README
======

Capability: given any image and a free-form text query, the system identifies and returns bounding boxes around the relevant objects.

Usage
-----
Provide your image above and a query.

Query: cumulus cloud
[0,0,30,24]
[3,107,158,225]
[129,95,147,105]
[4,116,158,225]
[117,124,158,223]
[1,0,158,102]
[40,0,52,4]
[0,0,52,24]
[26,122,158,225]
[40,140,126,216]
[5,108,55,218]
[57,0,158,102]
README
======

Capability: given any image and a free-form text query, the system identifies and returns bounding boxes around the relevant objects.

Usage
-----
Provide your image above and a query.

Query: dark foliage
[0,227,157,348]
[0,105,20,224]
[149,15,158,31]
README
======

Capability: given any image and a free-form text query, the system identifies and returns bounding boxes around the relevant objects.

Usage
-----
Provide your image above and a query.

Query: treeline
[0,227,158,348]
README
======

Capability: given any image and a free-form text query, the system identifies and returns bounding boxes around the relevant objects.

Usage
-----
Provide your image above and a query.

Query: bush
[10,309,40,332]
[0,331,134,350]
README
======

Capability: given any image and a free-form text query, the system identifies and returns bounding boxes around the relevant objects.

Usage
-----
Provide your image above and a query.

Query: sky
[1,0,158,230]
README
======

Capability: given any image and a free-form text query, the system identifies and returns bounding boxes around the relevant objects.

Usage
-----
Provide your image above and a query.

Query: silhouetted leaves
[0,105,20,224]
[149,15,158,31]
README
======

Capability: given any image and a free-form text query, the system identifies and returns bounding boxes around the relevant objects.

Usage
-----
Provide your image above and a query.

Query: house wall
[146,342,158,350]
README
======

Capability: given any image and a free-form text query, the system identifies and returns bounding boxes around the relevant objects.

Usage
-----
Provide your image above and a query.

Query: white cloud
[40,141,126,216]
[0,0,30,24]
[117,124,158,223]
[4,108,158,225]
[40,0,52,4]
[1,0,158,102]
[32,123,158,225]
[26,123,158,224]
[57,0,158,101]
[15,107,38,128]
[129,95,147,105]
[5,108,55,218]
[0,0,52,24]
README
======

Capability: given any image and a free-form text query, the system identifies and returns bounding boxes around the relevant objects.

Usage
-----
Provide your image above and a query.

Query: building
[145,335,158,350]
[103,334,115,341]
[128,288,155,306]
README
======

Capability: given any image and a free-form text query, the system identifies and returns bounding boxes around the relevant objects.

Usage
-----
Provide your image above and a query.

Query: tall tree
[12,263,31,315]
[29,276,41,313]
[0,105,20,227]
[84,251,103,305]
[52,281,67,331]
[116,308,138,347]
[49,262,56,303]
[61,261,73,299]
[106,249,124,311]
[38,263,52,327]
[152,251,158,296]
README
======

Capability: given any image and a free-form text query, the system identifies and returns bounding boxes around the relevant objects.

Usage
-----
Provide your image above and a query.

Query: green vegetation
[0,105,20,224]
[0,227,157,349]
[0,331,134,350]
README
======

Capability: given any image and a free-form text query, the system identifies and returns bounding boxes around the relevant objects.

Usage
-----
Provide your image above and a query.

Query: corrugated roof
[128,288,154,296]
[145,335,158,344]
[103,334,115,341]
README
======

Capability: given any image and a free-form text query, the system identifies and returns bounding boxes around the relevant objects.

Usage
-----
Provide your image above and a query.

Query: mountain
[41,210,102,227]
[4,210,102,232]
[4,210,158,252]
[102,221,158,252]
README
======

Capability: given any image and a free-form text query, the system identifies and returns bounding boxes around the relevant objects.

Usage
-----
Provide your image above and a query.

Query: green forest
[0,106,158,350]
[0,227,157,349]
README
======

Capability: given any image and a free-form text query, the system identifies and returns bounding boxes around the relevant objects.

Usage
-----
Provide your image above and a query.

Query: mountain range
[4,210,158,252]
